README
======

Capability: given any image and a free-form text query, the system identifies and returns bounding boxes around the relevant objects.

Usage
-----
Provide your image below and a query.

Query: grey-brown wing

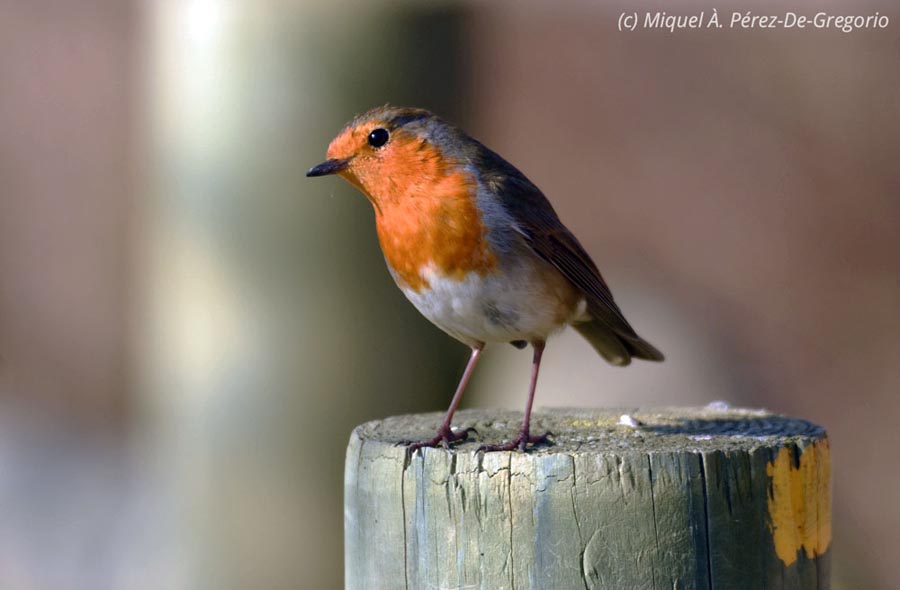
[516,215,641,338]
[472,142,663,362]
[480,165,638,336]
[515,204,664,362]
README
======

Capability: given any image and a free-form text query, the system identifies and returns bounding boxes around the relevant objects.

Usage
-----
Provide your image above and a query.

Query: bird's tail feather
[574,319,664,366]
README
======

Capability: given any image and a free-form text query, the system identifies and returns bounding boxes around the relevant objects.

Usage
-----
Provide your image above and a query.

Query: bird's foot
[405,425,476,453]
[478,430,553,453]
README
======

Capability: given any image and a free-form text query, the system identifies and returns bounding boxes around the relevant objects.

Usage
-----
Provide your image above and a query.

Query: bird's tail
[573,319,664,367]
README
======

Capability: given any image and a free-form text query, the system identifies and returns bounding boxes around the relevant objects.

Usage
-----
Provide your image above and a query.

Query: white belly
[397,262,586,348]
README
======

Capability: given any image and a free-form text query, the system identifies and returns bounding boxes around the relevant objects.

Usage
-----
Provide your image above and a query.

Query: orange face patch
[328,122,496,292]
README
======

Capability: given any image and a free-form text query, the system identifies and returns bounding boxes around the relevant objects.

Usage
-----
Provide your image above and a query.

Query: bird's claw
[404,425,476,453]
[478,430,553,453]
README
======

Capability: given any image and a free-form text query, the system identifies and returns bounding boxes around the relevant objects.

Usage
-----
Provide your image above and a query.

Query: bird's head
[306,106,471,212]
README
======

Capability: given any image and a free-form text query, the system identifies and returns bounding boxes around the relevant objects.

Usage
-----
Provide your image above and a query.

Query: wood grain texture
[344,407,830,590]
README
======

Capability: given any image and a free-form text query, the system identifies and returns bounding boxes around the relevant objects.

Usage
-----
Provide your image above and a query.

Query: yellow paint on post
[766,439,832,566]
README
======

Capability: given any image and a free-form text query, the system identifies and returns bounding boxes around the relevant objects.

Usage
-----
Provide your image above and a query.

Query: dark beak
[306,157,351,177]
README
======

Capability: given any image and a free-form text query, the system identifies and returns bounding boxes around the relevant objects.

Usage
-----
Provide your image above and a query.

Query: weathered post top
[345,406,831,590]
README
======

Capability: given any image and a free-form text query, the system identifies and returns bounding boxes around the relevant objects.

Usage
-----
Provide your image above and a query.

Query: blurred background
[1,0,898,588]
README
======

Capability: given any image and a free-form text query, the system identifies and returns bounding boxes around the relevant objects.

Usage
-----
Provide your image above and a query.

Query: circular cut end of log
[353,406,826,454]
[345,407,830,590]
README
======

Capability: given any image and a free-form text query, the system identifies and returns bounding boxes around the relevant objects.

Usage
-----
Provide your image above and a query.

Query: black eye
[367,128,390,148]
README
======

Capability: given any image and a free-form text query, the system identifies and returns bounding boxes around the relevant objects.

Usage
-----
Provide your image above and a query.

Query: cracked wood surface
[344,407,830,590]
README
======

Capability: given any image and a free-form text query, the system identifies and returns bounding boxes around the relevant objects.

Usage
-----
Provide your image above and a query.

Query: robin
[307,106,663,452]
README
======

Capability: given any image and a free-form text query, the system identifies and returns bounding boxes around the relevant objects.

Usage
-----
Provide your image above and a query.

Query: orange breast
[366,140,496,292]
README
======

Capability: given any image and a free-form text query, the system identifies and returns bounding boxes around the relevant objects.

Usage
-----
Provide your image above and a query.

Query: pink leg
[481,341,551,452]
[407,346,482,451]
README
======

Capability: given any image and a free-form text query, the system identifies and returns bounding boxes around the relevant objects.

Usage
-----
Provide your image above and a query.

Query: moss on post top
[352,405,827,455]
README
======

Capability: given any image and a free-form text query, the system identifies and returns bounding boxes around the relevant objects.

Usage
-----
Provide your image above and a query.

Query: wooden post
[345,407,831,590]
